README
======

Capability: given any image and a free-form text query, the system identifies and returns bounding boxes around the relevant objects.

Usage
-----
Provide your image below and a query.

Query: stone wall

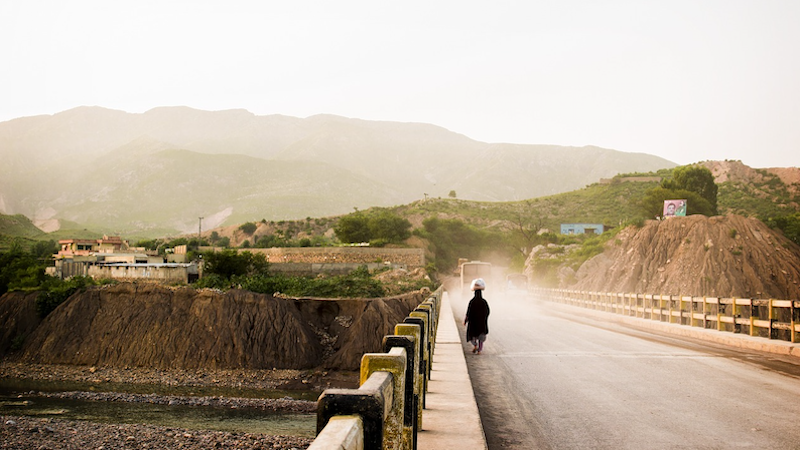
[87,264,197,284]
[242,247,425,268]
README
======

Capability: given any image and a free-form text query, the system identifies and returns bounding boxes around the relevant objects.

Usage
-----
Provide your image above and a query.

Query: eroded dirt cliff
[567,214,800,299]
[0,283,425,371]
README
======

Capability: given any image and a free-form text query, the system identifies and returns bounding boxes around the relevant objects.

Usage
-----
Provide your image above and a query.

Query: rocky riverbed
[1,415,313,450]
[0,362,360,450]
[0,362,359,392]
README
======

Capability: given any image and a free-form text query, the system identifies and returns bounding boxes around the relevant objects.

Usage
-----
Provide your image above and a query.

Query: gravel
[0,362,360,450]
[0,415,313,450]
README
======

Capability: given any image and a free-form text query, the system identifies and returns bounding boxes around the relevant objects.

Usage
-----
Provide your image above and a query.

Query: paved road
[450,288,800,449]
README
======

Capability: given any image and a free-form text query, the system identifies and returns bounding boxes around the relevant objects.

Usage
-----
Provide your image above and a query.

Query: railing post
[383,335,417,450]
[404,314,429,406]
[361,348,407,450]
[768,298,775,340]
[667,295,675,323]
[307,415,364,450]
[317,371,394,450]
[411,306,433,373]
[395,323,424,432]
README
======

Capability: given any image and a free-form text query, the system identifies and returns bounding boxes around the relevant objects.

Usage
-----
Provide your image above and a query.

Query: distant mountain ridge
[0,106,676,237]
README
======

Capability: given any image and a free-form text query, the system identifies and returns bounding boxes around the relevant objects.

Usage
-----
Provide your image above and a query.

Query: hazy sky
[1,1,798,168]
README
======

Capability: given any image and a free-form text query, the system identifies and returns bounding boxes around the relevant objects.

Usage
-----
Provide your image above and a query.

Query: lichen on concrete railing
[309,287,442,450]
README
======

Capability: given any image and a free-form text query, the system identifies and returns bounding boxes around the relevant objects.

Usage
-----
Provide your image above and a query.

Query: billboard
[663,199,687,217]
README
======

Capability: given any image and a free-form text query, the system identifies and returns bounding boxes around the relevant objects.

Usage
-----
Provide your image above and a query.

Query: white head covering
[470,278,486,291]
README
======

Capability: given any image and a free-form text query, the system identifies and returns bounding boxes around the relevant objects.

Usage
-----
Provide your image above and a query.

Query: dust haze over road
[449,288,800,449]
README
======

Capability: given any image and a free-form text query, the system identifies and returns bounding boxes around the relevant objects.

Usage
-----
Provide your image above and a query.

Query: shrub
[335,210,412,244]
[202,249,269,279]
[35,276,96,318]
[238,222,258,235]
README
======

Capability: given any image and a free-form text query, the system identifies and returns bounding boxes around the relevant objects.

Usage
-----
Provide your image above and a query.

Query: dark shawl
[465,290,490,341]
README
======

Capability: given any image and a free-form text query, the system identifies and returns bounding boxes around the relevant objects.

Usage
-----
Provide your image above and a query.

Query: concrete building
[560,223,605,235]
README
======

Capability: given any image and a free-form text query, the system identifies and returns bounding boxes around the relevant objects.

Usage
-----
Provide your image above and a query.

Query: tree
[30,240,57,259]
[507,201,546,258]
[418,217,496,272]
[660,165,718,214]
[639,187,716,219]
[368,211,412,244]
[335,210,412,244]
[256,234,286,248]
[448,190,457,198]
[764,212,800,246]
[335,213,372,243]
[238,222,257,235]
[0,245,41,295]
[202,249,269,279]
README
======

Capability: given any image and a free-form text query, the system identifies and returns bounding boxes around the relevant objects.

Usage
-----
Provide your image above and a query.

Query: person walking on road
[464,278,490,354]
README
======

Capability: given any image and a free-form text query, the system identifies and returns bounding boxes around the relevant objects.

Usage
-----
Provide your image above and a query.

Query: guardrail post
[308,415,364,450]
[361,348,407,450]
[793,301,799,344]
[406,308,433,382]
[317,371,394,450]
[383,335,417,450]
[768,298,775,339]
[404,315,429,406]
[420,300,438,349]
[412,306,433,371]
[395,323,424,432]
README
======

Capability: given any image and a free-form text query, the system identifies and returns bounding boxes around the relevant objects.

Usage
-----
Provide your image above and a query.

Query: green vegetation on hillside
[660,165,718,214]
[3,162,799,295]
[0,214,45,239]
[334,209,412,246]
[0,243,109,317]
[764,212,800,246]
[196,249,432,297]
[719,171,800,218]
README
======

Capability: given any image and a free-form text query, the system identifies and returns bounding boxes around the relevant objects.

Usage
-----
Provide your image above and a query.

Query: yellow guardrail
[534,288,800,344]
[309,286,443,450]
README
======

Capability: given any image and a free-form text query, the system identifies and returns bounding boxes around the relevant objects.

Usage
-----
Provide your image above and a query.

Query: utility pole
[198,217,204,245]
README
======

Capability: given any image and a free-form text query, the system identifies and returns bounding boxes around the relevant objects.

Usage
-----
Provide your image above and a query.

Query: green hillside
[717,169,800,218]
[0,214,45,252]
[0,214,44,238]
[397,175,665,234]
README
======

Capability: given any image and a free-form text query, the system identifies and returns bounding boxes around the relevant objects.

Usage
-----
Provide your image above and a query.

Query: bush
[218,266,388,298]
[239,222,258,235]
[764,213,800,246]
[202,249,269,279]
[417,217,500,272]
[334,213,371,243]
[35,276,96,318]
[334,210,412,244]
[1,245,48,295]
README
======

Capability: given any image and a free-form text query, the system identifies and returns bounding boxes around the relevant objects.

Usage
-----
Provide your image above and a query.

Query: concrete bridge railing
[534,288,800,344]
[309,286,442,450]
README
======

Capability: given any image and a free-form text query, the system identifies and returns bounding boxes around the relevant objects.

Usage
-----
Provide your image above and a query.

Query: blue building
[561,223,605,235]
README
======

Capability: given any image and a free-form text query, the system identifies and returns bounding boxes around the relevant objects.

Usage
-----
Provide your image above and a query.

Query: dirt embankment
[567,214,800,299]
[0,283,426,371]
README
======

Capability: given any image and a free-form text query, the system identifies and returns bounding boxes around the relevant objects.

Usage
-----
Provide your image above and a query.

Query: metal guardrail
[309,286,442,450]
[534,288,800,343]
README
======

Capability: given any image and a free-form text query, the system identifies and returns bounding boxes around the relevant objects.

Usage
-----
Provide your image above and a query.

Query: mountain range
[0,106,676,237]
